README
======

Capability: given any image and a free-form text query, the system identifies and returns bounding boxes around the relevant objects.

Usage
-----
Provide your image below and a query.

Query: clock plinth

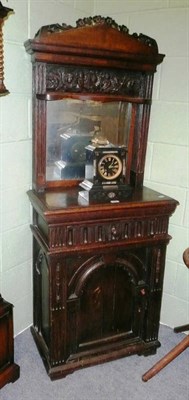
[79,180,132,203]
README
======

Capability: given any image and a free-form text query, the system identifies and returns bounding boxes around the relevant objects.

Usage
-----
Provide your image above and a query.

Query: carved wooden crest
[25,15,164,72]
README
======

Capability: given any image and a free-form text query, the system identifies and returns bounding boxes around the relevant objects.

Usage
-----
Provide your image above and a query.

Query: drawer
[48,216,169,249]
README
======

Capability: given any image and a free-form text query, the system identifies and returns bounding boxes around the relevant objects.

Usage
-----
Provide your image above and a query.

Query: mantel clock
[79,141,132,202]
[25,16,178,381]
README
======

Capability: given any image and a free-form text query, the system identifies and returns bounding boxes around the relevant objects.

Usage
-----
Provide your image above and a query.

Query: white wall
[0,0,188,335]
[93,0,189,328]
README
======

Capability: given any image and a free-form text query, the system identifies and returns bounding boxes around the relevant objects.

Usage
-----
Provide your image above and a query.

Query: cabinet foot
[0,363,20,389]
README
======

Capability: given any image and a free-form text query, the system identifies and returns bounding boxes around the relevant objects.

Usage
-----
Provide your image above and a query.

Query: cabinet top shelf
[28,186,178,223]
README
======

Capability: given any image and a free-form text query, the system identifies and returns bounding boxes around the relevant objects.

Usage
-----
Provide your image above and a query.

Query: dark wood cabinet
[0,295,20,388]
[25,16,178,380]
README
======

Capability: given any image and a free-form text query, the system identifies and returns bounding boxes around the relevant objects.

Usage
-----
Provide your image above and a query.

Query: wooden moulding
[25,16,164,72]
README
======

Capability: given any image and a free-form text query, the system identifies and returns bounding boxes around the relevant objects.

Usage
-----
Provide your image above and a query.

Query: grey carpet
[1,325,189,400]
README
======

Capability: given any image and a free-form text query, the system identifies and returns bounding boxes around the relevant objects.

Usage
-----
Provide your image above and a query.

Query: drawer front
[48,216,169,249]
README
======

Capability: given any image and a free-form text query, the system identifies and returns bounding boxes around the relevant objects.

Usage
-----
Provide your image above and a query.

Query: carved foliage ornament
[35,15,158,50]
[46,65,145,97]
[35,15,129,37]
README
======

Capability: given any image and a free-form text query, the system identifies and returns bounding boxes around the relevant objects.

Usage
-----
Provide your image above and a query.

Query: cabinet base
[31,326,160,381]
[0,363,20,389]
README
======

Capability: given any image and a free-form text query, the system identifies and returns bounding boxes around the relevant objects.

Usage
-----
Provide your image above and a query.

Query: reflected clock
[79,143,132,203]
[54,132,91,179]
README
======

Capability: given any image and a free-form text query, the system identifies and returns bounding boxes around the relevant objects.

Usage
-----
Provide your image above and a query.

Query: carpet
[0,325,189,400]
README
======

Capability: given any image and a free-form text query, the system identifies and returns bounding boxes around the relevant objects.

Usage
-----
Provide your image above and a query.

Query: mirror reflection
[46,99,131,181]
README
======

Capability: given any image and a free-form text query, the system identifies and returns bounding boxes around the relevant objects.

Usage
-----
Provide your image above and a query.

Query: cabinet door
[67,251,147,354]
[78,264,135,343]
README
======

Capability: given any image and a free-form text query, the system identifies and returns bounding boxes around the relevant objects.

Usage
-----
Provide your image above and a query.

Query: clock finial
[91,126,109,146]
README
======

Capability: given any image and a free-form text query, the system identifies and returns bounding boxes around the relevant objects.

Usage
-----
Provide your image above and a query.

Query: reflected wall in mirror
[46,99,132,181]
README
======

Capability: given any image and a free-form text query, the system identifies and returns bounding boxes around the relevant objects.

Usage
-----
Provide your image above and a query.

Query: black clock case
[79,144,132,202]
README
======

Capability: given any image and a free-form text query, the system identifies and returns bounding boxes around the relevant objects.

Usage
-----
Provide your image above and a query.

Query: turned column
[0,1,13,95]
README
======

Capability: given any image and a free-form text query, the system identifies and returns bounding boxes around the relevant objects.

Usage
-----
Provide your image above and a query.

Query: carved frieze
[46,65,146,97]
[48,216,169,249]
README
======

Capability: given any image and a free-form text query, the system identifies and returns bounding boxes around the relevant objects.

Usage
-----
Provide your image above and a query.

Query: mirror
[46,99,132,181]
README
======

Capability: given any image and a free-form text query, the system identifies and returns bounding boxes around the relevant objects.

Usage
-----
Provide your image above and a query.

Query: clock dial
[98,154,122,180]
[70,141,86,162]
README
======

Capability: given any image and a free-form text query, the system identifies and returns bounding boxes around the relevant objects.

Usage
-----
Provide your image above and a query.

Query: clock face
[98,154,122,181]
[70,141,86,162]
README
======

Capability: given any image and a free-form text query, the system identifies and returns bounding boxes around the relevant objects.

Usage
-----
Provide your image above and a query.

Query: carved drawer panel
[48,216,169,249]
